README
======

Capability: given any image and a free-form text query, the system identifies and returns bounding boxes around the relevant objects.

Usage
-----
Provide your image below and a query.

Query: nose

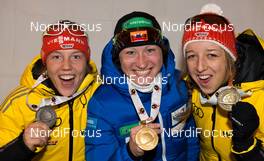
[196,56,208,72]
[136,53,147,69]
[62,58,72,70]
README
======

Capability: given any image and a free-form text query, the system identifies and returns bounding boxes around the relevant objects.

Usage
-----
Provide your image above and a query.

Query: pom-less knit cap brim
[113,11,163,52]
[114,11,161,35]
[182,13,237,61]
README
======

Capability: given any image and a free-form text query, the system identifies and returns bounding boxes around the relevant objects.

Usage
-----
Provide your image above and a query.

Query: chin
[200,87,214,95]
[59,90,75,97]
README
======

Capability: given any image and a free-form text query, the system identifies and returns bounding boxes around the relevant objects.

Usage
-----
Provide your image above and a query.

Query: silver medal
[36,106,57,128]
[217,87,240,111]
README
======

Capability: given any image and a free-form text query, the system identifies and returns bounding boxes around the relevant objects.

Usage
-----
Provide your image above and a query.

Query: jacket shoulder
[0,85,31,113]
[88,84,118,112]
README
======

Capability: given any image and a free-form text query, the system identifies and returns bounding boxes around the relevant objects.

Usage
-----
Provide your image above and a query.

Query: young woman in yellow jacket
[0,20,100,161]
[182,4,264,161]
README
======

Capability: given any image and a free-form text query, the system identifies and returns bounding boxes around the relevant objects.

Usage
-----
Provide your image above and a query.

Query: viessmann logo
[47,36,85,46]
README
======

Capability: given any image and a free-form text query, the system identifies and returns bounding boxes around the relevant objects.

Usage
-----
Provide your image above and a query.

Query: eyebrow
[185,49,194,54]
[206,48,218,52]
[71,51,83,54]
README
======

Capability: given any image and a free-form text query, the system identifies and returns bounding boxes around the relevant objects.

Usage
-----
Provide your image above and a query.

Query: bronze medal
[135,126,158,151]
[36,106,57,128]
[217,87,240,111]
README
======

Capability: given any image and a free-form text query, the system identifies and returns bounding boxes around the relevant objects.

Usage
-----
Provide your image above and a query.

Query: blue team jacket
[85,39,199,161]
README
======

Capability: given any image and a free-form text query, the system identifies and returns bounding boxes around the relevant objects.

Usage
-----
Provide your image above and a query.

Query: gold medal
[217,87,240,111]
[135,125,158,151]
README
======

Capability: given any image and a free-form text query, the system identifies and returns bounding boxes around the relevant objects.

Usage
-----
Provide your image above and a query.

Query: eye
[207,53,218,58]
[50,54,63,61]
[72,54,81,59]
[186,53,196,60]
[147,48,156,53]
[126,50,136,55]
[53,55,60,59]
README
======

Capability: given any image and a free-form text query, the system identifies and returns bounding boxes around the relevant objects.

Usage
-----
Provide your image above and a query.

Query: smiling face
[45,49,88,96]
[185,41,231,95]
[119,45,163,85]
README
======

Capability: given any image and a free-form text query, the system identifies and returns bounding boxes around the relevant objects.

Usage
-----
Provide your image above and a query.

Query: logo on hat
[194,32,209,38]
[122,17,153,30]
[60,44,74,49]
[47,36,85,45]
[130,30,148,43]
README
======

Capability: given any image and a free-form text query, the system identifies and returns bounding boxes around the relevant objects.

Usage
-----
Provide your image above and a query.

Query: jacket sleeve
[85,98,134,161]
[185,115,200,161]
[232,139,264,161]
[0,133,35,161]
[0,99,35,161]
[0,99,25,147]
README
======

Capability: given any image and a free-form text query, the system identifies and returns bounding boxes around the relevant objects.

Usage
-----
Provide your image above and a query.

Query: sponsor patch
[171,120,186,136]
[87,117,98,129]
[195,32,209,37]
[171,104,191,127]
[60,44,74,49]
[122,17,153,29]
[119,122,139,137]
[130,30,148,43]
[47,140,58,145]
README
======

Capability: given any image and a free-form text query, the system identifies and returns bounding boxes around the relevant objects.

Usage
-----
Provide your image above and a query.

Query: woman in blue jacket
[85,11,199,161]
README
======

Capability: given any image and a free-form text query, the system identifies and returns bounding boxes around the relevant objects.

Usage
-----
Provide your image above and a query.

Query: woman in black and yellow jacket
[0,20,100,161]
[182,4,264,161]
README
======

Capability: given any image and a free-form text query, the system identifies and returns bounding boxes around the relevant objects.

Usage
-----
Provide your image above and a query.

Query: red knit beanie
[41,22,90,63]
[182,4,237,61]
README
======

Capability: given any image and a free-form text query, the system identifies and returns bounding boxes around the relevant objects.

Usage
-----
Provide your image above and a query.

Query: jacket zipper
[211,105,222,161]
[68,101,74,161]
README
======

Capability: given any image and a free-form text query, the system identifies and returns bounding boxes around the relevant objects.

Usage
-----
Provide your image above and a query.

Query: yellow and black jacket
[192,80,264,161]
[0,55,100,161]
[191,29,264,161]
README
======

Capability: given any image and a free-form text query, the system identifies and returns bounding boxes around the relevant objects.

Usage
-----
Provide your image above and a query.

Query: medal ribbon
[199,86,252,105]
[128,73,162,123]
[26,72,88,111]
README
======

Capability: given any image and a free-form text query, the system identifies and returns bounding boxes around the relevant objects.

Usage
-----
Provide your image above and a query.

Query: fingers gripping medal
[135,121,159,151]
[36,106,57,128]
[217,87,240,111]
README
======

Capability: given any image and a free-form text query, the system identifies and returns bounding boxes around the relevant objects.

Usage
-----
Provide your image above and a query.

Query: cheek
[75,63,88,75]
[214,62,227,73]
[186,62,195,74]
[120,60,132,72]
[46,64,57,77]
[213,63,228,80]
[151,55,163,68]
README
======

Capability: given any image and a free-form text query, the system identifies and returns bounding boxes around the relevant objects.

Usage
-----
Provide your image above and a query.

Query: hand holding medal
[36,106,57,128]
[217,87,241,111]
[129,123,161,157]
[216,86,252,111]
[135,121,160,151]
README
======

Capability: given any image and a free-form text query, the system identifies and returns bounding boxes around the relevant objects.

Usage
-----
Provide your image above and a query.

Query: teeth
[59,75,74,80]
[136,70,150,75]
[198,75,210,80]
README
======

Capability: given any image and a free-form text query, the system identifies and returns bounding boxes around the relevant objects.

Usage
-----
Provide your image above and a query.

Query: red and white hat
[41,22,90,63]
[182,4,237,61]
